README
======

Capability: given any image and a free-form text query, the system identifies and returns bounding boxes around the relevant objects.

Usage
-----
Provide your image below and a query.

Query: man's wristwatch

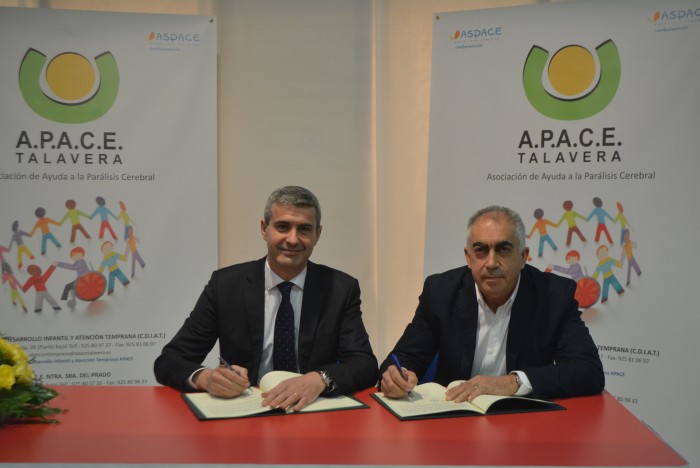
[315,369,336,394]
[512,373,522,390]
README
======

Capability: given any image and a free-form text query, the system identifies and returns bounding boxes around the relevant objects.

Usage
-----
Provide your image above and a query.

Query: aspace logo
[147,31,201,43]
[522,40,620,120]
[449,26,502,41]
[19,48,119,124]
[447,24,503,49]
[650,8,700,22]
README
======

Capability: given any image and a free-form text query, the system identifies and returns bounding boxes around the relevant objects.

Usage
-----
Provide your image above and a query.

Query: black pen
[391,353,414,399]
[218,356,240,376]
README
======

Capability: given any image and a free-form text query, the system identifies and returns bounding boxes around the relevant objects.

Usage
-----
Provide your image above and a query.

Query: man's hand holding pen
[192,357,250,398]
[380,355,418,399]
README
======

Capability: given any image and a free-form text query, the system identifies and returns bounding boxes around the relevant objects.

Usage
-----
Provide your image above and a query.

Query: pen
[218,355,240,376]
[391,353,414,399]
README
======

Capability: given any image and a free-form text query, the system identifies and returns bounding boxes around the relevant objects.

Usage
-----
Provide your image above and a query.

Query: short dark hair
[264,186,321,227]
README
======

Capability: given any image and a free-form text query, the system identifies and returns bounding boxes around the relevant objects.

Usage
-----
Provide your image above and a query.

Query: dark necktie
[273,281,297,371]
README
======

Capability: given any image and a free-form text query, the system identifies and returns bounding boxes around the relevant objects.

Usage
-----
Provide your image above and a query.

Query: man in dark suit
[380,205,603,401]
[155,186,377,412]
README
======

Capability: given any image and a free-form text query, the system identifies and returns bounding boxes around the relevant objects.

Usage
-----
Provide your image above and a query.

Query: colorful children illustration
[116,201,135,241]
[90,196,118,241]
[9,220,35,269]
[21,264,61,312]
[0,244,10,272]
[557,200,587,247]
[29,207,62,255]
[586,197,614,244]
[548,250,585,281]
[547,250,602,310]
[2,262,28,313]
[98,241,129,295]
[619,229,642,286]
[614,202,631,245]
[60,199,91,244]
[527,208,558,257]
[124,226,145,278]
[1,197,144,312]
[592,245,624,303]
[53,246,91,306]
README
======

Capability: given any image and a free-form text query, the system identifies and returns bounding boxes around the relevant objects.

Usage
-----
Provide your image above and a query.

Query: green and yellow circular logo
[19,48,119,124]
[523,40,620,120]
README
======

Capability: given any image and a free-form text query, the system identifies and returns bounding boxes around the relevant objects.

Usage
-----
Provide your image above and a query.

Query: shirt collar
[264,260,307,292]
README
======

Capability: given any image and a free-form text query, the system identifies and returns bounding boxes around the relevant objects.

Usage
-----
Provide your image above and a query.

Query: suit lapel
[244,258,266,378]
[297,261,322,372]
[506,267,535,371]
[457,271,479,378]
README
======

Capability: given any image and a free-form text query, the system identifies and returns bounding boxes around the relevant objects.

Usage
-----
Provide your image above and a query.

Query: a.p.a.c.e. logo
[522,40,621,120]
[19,48,119,124]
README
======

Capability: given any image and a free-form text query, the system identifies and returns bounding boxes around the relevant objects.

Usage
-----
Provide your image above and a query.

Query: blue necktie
[273,281,297,372]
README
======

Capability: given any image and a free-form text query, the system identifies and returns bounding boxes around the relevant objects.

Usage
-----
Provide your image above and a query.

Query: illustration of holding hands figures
[1,196,144,313]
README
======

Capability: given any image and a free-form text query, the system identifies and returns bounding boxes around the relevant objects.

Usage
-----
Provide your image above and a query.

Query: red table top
[0,386,687,466]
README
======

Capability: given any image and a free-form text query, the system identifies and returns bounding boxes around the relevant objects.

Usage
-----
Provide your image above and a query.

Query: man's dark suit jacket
[380,264,604,398]
[155,258,378,395]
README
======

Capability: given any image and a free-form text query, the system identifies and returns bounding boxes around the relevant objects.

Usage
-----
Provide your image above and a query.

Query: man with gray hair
[379,205,603,401]
[155,186,377,412]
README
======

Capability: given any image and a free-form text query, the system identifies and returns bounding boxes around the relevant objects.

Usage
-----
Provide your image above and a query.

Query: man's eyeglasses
[470,242,516,259]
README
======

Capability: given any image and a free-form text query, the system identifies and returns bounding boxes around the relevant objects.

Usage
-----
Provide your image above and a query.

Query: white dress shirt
[472,276,532,396]
[258,261,306,378]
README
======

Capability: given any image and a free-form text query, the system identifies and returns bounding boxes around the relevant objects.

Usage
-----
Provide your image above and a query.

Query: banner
[0,8,217,386]
[426,0,699,463]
